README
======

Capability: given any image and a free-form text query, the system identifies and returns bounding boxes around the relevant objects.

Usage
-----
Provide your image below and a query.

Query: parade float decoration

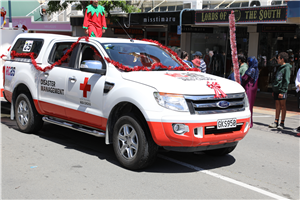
[2,35,226,98]
[4,36,202,73]
[229,10,241,84]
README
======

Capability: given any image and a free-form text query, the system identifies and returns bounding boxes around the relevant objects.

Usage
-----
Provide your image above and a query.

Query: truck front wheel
[15,93,43,133]
[113,114,157,170]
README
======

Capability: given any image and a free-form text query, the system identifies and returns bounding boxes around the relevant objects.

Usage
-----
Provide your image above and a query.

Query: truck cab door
[64,43,106,130]
[38,42,76,118]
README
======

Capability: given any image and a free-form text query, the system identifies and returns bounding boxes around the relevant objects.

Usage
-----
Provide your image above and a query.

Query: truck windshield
[101,43,181,69]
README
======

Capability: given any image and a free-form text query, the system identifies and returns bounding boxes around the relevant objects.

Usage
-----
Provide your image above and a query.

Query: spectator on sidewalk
[238,54,248,76]
[192,51,206,73]
[269,52,292,129]
[227,65,242,82]
[293,68,300,135]
[181,51,194,68]
[241,56,259,128]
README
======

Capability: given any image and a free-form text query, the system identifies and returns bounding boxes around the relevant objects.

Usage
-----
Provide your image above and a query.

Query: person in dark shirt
[269,52,292,129]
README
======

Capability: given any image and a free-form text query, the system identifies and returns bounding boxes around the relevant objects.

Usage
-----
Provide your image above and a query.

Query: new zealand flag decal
[6,66,16,76]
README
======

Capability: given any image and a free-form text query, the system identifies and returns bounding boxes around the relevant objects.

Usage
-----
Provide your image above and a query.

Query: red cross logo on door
[80,77,91,98]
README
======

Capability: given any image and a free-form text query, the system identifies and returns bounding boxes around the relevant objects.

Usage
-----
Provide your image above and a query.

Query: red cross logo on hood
[80,77,91,98]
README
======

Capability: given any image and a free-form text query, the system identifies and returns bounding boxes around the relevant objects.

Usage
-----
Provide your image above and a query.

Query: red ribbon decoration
[207,81,227,98]
[4,36,202,73]
[90,46,103,59]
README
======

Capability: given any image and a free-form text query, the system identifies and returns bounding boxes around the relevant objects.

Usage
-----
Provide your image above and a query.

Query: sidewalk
[253,91,299,117]
[253,91,299,136]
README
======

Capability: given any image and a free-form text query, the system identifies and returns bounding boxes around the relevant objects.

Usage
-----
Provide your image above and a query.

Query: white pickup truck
[3,33,251,170]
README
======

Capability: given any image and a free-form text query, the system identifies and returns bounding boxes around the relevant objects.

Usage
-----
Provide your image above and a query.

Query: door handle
[43,72,49,77]
[69,76,77,83]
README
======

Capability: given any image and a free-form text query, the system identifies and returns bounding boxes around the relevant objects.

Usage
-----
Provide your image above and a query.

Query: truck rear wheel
[15,93,43,133]
[204,144,237,156]
[113,114,158,170]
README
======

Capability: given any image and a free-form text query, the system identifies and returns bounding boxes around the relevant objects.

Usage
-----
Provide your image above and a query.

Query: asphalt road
[1,103,299,199]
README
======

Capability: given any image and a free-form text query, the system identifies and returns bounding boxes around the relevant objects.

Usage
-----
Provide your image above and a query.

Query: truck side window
[80,44,105,69]
[11,38,43,58]
[49,42,73,67]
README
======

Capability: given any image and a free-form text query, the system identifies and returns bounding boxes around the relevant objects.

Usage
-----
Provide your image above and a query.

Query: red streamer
[5,36,201,73]
[229,10,241,84]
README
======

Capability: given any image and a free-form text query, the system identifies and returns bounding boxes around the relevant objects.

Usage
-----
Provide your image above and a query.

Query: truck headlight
[244,92,249,108]
[154,92,189,112]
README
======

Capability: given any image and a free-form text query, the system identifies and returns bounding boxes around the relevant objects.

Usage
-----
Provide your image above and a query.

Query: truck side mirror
[80,60,106,75]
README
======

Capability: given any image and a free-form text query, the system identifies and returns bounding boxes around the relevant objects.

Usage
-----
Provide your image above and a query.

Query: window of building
[271,0,287,5]
[176,5,183,11]
[168,6,175,11]
[250,1,260,6]
[183,3,191,9]
[229,3,241,8]
[160,6,167,11]
[241,2,249,7]
[144,7,151,12]
[219,4,229,8]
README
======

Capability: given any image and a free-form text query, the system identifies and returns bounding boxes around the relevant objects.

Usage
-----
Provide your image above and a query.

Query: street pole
[8,0,12,28]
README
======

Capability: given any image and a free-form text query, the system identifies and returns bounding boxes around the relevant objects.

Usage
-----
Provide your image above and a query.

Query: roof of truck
[16,33,152,45]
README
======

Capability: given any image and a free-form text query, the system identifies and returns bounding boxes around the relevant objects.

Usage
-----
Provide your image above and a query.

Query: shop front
[127,11,194,53]
[181,5,298,92]
[257,24,299,92]
[182,26,248,77]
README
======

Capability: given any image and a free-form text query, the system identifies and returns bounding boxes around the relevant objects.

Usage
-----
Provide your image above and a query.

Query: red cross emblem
[80,77,91,98]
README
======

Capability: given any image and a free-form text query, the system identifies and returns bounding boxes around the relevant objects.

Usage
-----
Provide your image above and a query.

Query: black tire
[113,114,158,170]
[204,144,237,156]
[15,93,43,133]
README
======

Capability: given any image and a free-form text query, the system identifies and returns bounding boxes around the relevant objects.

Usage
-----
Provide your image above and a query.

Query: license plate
[217,118,237,129]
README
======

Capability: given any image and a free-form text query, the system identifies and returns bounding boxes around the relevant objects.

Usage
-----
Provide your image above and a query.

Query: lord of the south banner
[195,6,287,24]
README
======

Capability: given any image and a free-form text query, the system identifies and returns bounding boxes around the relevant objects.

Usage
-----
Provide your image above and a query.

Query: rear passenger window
[48,42,73,67]
[11,38,43,58]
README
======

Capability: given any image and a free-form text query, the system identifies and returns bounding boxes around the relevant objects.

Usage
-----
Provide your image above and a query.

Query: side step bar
[42,116,105,137]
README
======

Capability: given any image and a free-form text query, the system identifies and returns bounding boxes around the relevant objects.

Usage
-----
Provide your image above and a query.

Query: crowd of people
[180,49,299,135]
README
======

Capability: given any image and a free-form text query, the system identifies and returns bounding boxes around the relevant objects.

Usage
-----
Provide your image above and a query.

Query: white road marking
[158,154,289,200]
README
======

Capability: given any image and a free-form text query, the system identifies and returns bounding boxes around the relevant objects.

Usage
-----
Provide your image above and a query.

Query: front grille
[184,93,245,114]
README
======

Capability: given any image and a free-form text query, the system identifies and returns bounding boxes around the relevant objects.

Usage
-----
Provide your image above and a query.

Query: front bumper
[147,115,251,148]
